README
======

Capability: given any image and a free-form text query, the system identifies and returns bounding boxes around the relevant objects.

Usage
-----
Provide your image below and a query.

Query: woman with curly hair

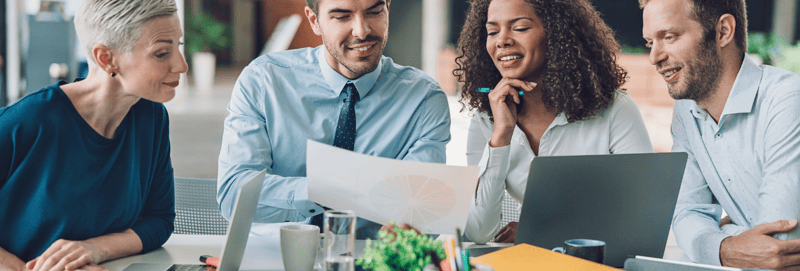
[458,0,654,244]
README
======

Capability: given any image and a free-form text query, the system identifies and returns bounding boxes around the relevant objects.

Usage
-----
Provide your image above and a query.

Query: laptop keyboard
[167,264,214,271]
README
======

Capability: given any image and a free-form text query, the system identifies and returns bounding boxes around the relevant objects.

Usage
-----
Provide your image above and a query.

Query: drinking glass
[323,210,356,271]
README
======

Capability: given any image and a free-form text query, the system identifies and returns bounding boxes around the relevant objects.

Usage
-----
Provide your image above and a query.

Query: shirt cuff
[720,224,747,236]
[294,178,326,220]
[478,143,511,178]
[700,232,731,266]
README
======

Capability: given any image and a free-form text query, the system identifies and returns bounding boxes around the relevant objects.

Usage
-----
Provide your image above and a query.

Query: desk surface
[101,234,686,271]
[101,234,370,271]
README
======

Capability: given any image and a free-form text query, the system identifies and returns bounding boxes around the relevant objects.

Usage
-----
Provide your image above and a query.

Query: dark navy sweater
[0,82,175,261]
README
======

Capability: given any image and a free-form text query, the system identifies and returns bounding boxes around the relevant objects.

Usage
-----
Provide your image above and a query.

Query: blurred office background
[2,0,799,179]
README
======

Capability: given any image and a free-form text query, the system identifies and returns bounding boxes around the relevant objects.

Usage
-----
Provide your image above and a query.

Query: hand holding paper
[306,140,479,234]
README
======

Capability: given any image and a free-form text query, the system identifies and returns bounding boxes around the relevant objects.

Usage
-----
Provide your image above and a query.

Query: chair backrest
[259,14,302,56]
[174,177,229,235]
[500,190,520,227]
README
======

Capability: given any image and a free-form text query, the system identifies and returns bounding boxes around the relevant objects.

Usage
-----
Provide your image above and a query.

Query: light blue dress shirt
[671,54,800,265]
[217,46,451,237]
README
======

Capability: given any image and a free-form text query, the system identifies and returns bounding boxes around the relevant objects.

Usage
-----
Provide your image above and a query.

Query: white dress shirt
[464,91,654,244]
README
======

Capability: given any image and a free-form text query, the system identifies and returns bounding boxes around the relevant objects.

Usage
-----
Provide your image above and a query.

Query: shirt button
[309,209,316,213]
[715,133,722,138]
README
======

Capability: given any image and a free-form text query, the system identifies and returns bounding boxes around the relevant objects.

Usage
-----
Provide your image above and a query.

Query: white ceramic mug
[280,224,320,271]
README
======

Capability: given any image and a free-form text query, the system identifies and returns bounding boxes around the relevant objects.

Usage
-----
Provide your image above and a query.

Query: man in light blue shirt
[217,0,450,239]
[642,0,800,269]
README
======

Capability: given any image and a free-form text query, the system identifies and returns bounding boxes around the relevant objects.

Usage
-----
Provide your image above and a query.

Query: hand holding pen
[478,88,524,96]
[484,79,537,148]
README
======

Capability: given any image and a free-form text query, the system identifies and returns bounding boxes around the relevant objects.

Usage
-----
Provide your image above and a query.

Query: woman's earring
[111,72,116,77]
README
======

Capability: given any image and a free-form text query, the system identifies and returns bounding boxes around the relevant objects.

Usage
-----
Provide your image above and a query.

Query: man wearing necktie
[217,0,451,239]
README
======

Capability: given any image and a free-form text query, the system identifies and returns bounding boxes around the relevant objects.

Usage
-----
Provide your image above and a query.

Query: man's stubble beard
[669,37,722,104]
[321,32,387,78]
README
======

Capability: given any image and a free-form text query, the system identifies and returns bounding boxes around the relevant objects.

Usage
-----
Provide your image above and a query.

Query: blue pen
[478,87,524,96]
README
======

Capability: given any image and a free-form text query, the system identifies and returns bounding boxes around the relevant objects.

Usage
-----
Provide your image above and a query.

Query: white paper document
[306,140,479,234]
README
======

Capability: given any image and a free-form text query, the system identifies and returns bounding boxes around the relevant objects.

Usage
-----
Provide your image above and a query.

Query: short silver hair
[74,0,178,68]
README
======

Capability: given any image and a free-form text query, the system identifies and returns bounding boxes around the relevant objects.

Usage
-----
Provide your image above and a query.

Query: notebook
[513,153,688,267]
[123,170,266,271]
[471,243,621,271]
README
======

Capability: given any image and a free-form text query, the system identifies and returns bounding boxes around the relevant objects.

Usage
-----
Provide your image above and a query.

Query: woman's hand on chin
[26,239,102,271]
[488,78,536,148]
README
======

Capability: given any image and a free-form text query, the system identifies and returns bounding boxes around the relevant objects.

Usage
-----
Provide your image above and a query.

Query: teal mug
[552,239,605,264]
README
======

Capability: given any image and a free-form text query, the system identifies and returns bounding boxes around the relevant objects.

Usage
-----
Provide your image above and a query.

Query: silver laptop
[624,255,748,271]
[124,170,266,271]
[513,153,687,267]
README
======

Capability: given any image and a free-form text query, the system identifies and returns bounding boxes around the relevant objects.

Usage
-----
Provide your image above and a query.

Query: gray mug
[552,239,605,264]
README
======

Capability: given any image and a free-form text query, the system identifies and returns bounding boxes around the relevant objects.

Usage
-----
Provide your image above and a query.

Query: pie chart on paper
[369,175,457,225]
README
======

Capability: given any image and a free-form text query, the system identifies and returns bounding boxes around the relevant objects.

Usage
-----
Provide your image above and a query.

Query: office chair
[260,14,302,56]
[500,190,520,227]
[462,191,518,242]
[174,177,229,235]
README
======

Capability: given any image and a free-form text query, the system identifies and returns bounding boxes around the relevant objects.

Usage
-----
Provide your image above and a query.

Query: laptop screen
[514,153,687,267]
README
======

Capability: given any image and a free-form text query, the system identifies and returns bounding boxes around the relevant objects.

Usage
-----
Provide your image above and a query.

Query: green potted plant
[356,223,447,271]
[185,10,229,93]
[747,32,788,65]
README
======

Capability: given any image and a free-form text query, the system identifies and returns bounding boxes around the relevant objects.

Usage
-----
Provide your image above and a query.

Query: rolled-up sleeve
[217,64,322,223]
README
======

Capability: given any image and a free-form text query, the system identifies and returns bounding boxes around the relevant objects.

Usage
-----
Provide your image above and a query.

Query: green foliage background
[775,44,800,76]
[748,32,787,65]
[185,11,230,56]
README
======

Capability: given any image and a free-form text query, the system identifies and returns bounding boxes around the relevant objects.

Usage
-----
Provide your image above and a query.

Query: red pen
[199,255,220,268]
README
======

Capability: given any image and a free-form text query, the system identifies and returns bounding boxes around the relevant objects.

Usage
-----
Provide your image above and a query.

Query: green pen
[478,87,524,96]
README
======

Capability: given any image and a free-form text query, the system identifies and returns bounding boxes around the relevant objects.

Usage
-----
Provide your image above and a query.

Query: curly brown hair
[455,0,627,122]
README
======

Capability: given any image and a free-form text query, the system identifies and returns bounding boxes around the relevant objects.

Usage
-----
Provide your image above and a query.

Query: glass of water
[323,210,356,271]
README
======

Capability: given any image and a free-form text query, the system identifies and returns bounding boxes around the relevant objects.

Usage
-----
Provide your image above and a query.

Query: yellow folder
[470,243,621,270]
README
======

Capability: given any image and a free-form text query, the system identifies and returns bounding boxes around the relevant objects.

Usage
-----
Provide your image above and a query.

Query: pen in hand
[478,87,524,96]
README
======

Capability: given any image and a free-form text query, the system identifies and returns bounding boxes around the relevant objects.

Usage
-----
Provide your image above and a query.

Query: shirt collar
[688,54,762,119]
[551,112,569,127]
[551,109,606,127]
[317,46,382,99]
[720,54,762,116]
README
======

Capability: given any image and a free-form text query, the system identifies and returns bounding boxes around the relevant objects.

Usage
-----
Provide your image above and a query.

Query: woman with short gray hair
[0,0,187,270]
